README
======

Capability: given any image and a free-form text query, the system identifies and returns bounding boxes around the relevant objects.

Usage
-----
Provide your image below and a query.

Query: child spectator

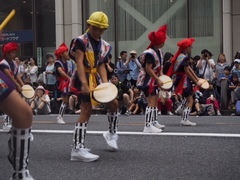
[203,82,221,115]
[158,90,173,115]
[128,87,141,114]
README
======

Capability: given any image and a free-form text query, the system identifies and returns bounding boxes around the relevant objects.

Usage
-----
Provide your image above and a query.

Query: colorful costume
[137,25,167,133]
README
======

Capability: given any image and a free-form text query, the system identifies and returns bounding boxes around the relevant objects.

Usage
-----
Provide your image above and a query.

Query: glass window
[85,0,222,61]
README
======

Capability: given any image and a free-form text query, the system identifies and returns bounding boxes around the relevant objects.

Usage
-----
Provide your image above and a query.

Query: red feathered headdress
[54,43,68,59]
[167,38,195,77]
[147,25,167,49]
[2,42,18,56]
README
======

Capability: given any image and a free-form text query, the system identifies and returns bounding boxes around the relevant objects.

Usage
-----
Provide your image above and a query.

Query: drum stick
[163,80,173,84]
[0,9,16,30]
[22,89,34,91]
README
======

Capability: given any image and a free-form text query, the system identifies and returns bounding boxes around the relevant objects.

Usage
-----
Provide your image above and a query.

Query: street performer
[0,42,24,131]
[0,40,34,179]
[137,25,167,133]
[55,43,75,124]
[69,11,119,162]
[167,38,202,126]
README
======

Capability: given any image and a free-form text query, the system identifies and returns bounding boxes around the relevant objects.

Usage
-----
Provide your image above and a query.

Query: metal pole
[32,0,37,58]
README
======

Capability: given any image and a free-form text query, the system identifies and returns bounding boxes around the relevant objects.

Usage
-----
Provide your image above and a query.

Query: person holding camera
[116,51,131,85]
[196,49,215,81]
[124,50,142,88]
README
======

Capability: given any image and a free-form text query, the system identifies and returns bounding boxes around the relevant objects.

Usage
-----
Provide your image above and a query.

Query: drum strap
[73,122,87,149]
[8,127,31,179]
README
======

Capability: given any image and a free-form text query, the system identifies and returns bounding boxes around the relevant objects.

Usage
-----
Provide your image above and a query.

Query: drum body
[22,85,35,99]
[93,83,118,103]
[198,78,209,89]
[159,75,173,90]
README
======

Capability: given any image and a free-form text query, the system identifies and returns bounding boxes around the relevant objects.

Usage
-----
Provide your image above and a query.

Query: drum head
[93,83,118,103]
[22,85,35,99]
[159,75,173,90]
[199,78,209,89]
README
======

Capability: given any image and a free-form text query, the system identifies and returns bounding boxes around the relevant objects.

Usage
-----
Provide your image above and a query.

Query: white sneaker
[217,110,221,116]
[2,123,12,132]
[152,121,165,129]
[30,133,34,142]
[71,147,99,162]
[143,124,162,133]
[57,116,65,124]
[180,120,197,126]
[167,111,174,116]
[10,170,34,180]
[158,111,161,115]
[103,131,118,151]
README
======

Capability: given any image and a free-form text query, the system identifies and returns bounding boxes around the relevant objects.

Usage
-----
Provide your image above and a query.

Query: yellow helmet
[87,11,109,29]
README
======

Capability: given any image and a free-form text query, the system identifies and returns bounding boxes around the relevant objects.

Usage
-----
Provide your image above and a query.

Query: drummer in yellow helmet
[69,11,119,162]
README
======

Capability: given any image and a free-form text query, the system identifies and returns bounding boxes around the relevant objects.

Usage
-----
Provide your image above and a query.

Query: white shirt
[197,59,215,81]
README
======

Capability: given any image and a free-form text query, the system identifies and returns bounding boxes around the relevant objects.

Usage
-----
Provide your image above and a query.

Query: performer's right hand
[81,83,90,94]
[157,79,163,87]
[17,84,22,93]
[197,80,202,87]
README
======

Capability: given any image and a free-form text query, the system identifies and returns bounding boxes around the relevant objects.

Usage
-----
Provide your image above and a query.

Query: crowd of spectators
[11,49,240,116]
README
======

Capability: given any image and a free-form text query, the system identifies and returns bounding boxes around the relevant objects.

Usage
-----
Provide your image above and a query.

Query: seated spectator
[110,74,134,115]
[128,87,141,115]
[191,90,215,116]
[229,73,240,108]
[68,94,80,114]
[231,59,240,80]
[30,86,51,115]
[203,82,221,116]
[157,90,173,115]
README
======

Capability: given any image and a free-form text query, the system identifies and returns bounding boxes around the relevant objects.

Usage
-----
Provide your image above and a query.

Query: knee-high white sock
[58,102,66,117]
[73,122,87,149]
[8,127,32,179]
[153,107,158,122]
[107,112,118,133]
[4,114,11,125]
[145,106,153,126]
[182,107,191,121]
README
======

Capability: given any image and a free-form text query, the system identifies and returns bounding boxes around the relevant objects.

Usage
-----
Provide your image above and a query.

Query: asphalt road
[1,114,240,180]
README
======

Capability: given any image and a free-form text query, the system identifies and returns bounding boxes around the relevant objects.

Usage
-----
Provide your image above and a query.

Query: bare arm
[185,66,198,84]
[75,49,89,93]
[57,67,70,80]
[98,63,108,83]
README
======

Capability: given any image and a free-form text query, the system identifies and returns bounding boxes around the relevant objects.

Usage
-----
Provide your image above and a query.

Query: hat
[147,25,167,49]
[36,85,45,94]
[177,38,195,50]
[166,38,195,77]
[234,59,240,63]
[54,43,68,59]
[2,42,18,56]
[130,50,137,54]
[87,11,109,29]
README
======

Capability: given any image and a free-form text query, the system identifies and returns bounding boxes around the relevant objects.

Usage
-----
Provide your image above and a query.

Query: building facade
[0,0,240,66]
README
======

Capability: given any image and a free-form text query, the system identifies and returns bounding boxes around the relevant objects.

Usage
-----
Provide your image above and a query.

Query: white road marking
[1,129,240,138]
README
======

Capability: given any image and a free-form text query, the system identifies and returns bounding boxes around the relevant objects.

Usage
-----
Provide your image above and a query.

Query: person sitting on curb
[30,85,51,115]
